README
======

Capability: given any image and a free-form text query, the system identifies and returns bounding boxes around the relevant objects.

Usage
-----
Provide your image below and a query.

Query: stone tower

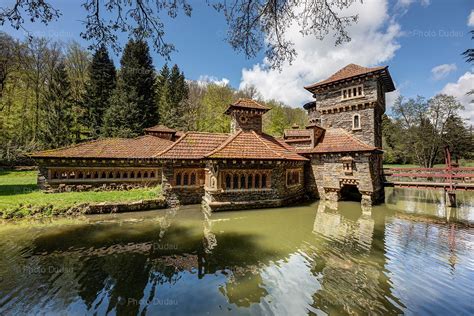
[225,98,270,134]
[303,64,395,148]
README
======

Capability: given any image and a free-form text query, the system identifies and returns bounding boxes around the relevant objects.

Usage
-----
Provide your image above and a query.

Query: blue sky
[3,0,474,122]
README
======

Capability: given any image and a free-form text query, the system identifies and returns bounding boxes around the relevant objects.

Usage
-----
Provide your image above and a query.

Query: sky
[3,0,474,123]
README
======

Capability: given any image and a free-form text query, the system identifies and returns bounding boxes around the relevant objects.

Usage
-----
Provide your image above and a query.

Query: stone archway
[340,184,362,202]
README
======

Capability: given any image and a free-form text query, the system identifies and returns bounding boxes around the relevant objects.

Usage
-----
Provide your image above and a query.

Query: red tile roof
[224,98,270,114]
[297,128,377,154]
[144,124,176,133]
[156,132,230,159]
[31,135,174,159]
[304,64,394,92]
[206,130,308,161]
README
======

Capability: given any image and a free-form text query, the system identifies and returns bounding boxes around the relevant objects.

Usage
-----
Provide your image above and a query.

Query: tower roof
[224,98,270,114]
[304,64,395,92]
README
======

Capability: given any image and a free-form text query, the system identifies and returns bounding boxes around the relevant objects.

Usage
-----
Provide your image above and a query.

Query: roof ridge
[205,130,242,157]
[153,132,189,158]
[30,137,120,156]
[252,131,285,159]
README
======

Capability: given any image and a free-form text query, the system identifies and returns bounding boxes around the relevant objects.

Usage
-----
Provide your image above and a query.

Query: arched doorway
[340,184,362,202]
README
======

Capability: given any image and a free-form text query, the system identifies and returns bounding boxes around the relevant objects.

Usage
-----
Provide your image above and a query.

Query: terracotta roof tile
[224,98,270,114]
[144,124,176,133]
[304,64,391,91]
[31,135,174,159]
[206,130,308,161]
[156,132,230,159]
[298,128,377,154]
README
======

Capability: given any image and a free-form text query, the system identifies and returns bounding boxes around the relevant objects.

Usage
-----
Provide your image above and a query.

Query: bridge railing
[383,167,474,190]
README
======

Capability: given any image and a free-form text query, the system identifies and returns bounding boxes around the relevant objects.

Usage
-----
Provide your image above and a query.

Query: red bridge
[383,148,474,206]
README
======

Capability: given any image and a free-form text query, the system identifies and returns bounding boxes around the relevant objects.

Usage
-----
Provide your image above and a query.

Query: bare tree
[1,0,360,68]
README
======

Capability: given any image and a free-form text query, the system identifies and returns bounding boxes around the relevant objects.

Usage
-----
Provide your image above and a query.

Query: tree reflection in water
[0,193,473,315]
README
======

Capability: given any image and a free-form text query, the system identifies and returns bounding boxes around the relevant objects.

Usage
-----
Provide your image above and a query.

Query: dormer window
[352,114,361,130]
[341,85,364,100]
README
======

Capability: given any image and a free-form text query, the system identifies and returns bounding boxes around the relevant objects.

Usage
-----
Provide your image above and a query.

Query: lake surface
[0,188,473,315]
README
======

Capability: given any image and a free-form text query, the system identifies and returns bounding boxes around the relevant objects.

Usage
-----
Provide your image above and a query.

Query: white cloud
[440,72,474,125]
[396,0,430,8]
[431,63,457,80]
[468,10,474,27]
[196,75,230,87]
[239,0,402,107]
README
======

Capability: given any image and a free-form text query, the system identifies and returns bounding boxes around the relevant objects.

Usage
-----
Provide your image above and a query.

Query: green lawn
[0,170,162,218]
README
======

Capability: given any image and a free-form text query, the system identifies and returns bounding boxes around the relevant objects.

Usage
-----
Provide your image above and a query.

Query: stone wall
[230,111,263,133]
[203,161,307,211]
[161,161,206,206]
[314,78,384,148]
[308,152,383,205]
[35,159,162,191]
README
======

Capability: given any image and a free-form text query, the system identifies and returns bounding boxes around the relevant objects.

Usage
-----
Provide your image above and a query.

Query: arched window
[78,171,84,179]
[116,171,121,178]
[150,171,155,178]
[130,171,135,178]
[353,114,360,130]
[109,171,114,178]
[255,174,260,188]
[240,174,246,189]
[183,173,189,185]
[122,172,128,178]
[86,171,91,179]
[247,174,253,189]
[176,172,182,185]
[225,174,231,189]
[137,171,142,178]
[262,174,267,188]
[233,174,239,189]
[102,171,107,178]
[144,171,148,178]
[190,173,196,185]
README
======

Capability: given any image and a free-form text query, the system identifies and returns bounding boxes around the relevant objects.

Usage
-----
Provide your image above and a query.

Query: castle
[31,64,395,210]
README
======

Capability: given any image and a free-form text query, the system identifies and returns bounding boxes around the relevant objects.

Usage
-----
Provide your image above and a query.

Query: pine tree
[83,45,116,138]
[156,64,172,126]
[40,61,74,148]
[101,80,141,137]
[156,63,188,129]
[119,39,156,129]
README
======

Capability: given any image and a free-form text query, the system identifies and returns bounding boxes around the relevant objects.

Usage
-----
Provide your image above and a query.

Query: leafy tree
[462,30,474,98]
[1,0,361,68]
[443,115,473,161]
[65,41,91,141]
[40,61,74,148]
[197,83,233,133]
[83,44,116,138]
[391,94,465,167]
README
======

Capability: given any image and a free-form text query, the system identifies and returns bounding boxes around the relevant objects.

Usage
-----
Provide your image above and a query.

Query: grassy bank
[0,170,163,219]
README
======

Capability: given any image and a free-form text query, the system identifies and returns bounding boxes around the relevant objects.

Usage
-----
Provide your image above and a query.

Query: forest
[0,32,472,167]
[0,32,307,165]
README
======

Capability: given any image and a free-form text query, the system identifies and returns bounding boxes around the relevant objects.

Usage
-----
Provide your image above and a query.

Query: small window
[262,174,267,188]
[101,171,107,178]
[137,171,141,178]
[130,171,135,178]
[109,171,114,178]
[225,174,231,189]
[255,174,260,188]
[190,173,196,185]
[353,114,361,130]
[150,171,155,178]
[247,174,253,189]
[144,171,148,178]
[240,175,246,189]
[176,173,182,185]
[233,174,239,189]
[183,173,189,185]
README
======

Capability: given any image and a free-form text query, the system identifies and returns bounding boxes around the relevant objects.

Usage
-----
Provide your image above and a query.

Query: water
[0,188,473,315]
